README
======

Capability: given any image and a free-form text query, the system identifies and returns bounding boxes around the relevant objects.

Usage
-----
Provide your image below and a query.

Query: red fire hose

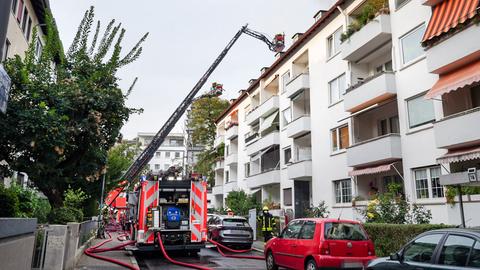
[207,238,264,260]
[157,232,214,270]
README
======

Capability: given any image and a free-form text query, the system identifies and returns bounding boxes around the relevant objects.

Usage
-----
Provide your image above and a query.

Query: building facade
[213,0,480,226]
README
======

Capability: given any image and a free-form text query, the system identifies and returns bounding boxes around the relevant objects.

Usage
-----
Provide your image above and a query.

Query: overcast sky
[50,0,336,139]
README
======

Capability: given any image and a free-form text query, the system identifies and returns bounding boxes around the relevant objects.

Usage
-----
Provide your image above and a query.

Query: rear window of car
[324,222,368,241]
[222,218,250,227]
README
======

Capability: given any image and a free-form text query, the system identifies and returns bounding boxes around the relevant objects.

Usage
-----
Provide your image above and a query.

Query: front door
[294,181,310,218]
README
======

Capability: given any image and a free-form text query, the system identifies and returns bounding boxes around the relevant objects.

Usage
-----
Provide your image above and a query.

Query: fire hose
[156,232,214,270]
[207,238,264,260]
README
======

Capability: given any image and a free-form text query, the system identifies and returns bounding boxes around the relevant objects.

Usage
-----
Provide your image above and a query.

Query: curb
[127,251,139,268]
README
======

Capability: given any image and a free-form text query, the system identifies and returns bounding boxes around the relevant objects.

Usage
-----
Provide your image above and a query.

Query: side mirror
[389,252,402,261]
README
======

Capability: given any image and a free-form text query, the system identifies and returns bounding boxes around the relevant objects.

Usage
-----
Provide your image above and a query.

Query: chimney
[313,9,328,22]
[275,52,284,59]
[230,98,236,103]
[260,67,269,75]
[292,33,304,43]
[238,89,246,95]
[248,79,256,85]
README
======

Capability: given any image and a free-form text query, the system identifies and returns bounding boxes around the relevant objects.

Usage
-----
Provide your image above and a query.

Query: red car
[264,218,376,270]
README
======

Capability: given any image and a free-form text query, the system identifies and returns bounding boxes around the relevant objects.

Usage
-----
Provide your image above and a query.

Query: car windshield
[324,222,368,241]
[222,218,249,227]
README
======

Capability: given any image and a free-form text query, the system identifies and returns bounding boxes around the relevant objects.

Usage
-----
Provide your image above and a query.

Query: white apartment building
[136,132,186,174]
[212,0,480,226]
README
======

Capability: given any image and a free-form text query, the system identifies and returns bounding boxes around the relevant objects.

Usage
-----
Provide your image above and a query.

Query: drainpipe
[0,0,13,60]
[457,185,466,228]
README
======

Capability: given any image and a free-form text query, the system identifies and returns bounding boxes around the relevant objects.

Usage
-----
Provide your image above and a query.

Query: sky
[50,0,336,139]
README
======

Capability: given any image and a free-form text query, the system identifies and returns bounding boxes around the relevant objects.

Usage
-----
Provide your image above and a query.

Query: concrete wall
[0,218,37,270]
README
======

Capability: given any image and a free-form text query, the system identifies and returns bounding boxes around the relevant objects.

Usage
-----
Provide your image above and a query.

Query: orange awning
[348,163,395,177]
[437,145,480,164]
[426,60,480,99]
[422,0,479,43]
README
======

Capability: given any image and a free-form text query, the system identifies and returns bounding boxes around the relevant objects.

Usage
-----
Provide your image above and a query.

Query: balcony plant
[340,0,390,43]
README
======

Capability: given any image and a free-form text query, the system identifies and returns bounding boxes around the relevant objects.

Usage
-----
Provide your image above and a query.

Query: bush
[0,184,20,217]
[364,223,453,257]
[304,201,330,218]
[48,207,83,224]
[225,190,259,216]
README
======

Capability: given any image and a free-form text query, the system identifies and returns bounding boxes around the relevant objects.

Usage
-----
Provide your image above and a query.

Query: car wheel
[305,258,317,270]
[266,251,278,270]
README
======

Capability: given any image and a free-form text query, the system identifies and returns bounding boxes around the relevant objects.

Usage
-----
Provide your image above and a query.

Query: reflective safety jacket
[257,212,276,232]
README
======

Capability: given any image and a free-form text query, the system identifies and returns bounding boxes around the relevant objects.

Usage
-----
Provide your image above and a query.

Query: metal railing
[78,219,97,248]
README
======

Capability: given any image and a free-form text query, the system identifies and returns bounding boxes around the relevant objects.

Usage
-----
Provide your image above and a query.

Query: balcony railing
[434,107,480,149]
[347,133,402,167]
[245,95,279,125]
[285,73,310,98]
[287,115,311,138]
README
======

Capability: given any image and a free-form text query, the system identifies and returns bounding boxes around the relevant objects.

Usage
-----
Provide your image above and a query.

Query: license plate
[342,261,363,268]
[224,230,250,235]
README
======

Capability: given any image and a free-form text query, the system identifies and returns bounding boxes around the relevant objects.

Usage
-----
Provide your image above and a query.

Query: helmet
[263,206,269,211]
[226,208,232,212]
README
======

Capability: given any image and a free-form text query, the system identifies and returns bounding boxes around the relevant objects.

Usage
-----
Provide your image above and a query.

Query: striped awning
[425,60,480,98]
[348,163,395,177]
[422,0,480,43]
[437,145,480,164]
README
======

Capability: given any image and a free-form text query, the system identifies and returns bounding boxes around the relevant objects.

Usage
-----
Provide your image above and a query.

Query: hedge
[364,223,454,257]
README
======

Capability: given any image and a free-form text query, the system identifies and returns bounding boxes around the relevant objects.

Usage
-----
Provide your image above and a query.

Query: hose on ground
[207,238,264,260]
[157,232,214,270]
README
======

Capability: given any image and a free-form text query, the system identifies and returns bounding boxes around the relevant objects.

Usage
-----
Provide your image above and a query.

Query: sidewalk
[75,232,138,270]
[252,240,265,252]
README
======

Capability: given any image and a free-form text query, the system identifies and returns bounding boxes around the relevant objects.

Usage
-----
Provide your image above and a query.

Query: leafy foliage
[0,184,51,222]
[48,207,83,224]
[194,143,224,187]
[445,185,480,205]
[340,0,389,42]
[188,97,229,147]
[105,141,139,190]
[0,185,20,217]
[304,201,330,218]
[0,7,147,207]
[64,187,90,209]
[225,190,259,216]
[359,183,432,224]
[364,223,454,257]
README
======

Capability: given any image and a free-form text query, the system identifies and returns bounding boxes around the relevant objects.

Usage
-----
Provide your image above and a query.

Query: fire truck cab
[128,173,208,253]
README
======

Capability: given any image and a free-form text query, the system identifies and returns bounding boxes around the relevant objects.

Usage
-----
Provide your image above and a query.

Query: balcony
[285,73,309,99]
[426,22,480,74]
[214,135,224,148]
[246,169,280,189]
[341,14,392,62]
[344,72,396,112]
[287,116,311,138]
[214,159,224,171]
[225,153,238,166]
[212,185,223,195]
[287,160,312,180]
[246,131,280,156]
[347,134,402,167]
[434,107,480,149]
[440,170,480,186]
[223,181,238,194]
[225,124,238,140]
[245,95,279,125]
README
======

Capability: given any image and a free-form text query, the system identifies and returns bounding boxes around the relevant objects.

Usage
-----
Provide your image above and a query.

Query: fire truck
[127,171,208,252]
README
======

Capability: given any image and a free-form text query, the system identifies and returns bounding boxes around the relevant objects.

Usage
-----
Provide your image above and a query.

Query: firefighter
[226,208,234,217]
[257,206,276,242]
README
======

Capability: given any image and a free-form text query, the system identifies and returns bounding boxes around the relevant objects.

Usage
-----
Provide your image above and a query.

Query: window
[327,27,342,58]
[328,73,346,104]
[16,0,24,22]
[331,125,349,152]
[414,166,444,199]
[244,162,250,177]
[11,0,18,13]
[164,164,170,170]
[469,241,480,267]
[25,17,32,41]
[400,24,426,65]
[175,152,181,158]
[378,115,400,135]
[403,234,443,263]
[2,39,10,61]
[324,222,368,240]
[225,171,230,182]
[439,235,475,267]
[299,221,316,239]
[155,152,161,158]
[284,147,292,164]
[281,107,291,126]
[225,145,230,156]
[281,71,290,93]
[334,179,352,203]
[283,188,292,206]
[21,7,29,33]
[281,220,303,239]
[375,61,393,74]
[165,151,170,158]
[154,164,160,170]
[170,139,183,146]
[396,0,410,9]
[407,93,435,128]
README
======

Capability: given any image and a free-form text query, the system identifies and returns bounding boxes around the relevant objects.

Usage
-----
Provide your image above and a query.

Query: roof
[215,0,345,124]
[422,0,480,45]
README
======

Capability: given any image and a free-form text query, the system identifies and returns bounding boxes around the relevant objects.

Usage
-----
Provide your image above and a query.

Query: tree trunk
[42,188,64,208]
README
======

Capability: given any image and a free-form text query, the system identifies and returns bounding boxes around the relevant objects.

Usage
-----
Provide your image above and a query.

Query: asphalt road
[135,247,268,270]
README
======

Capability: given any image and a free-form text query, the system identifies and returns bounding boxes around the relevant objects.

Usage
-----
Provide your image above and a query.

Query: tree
[188,96,229,147]
[194,143,223,187]
[0,7,147,207]
[104,141,138,191]
[225,190,259,216]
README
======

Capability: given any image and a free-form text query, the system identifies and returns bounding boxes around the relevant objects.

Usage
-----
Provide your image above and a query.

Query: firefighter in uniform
[226,208,234,217]
[257,206,276,242]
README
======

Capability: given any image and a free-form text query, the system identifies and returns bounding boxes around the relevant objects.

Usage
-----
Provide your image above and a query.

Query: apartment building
[135,132,186,174]
[213,0,480,225]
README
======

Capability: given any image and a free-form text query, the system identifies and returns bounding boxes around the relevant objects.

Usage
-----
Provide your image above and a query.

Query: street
[135,247,268,270]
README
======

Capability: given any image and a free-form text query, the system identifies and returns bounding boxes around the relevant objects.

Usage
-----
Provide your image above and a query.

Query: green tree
[188,96,229,146]
[105,141,138,190]
[225,190,259,216]
[0,7,147,207]
[194,144,223,187]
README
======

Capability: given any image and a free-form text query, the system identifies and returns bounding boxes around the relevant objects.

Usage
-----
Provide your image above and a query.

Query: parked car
[207,214,253,249]
[264,218,376,270]
[367,228,480,269]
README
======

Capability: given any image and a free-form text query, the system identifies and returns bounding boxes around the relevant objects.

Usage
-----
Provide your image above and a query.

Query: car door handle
[291,244,297,247]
